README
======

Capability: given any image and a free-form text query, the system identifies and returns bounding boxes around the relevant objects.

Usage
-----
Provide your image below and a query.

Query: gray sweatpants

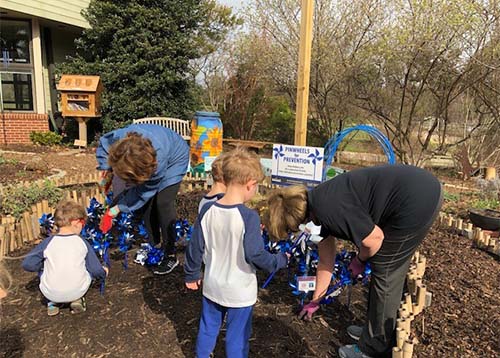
[358,190,442,357]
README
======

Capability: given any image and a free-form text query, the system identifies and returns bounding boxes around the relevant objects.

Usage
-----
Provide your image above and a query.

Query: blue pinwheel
[307,149,323,181]
[273,145,285,173]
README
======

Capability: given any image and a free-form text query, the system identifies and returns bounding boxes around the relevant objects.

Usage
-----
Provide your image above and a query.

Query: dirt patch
[0,146,97,186]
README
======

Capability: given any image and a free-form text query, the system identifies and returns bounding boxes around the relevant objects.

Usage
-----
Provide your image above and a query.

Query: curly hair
[108,132,158,185]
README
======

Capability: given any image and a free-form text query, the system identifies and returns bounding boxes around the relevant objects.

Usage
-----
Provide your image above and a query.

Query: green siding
[1,0,90,28]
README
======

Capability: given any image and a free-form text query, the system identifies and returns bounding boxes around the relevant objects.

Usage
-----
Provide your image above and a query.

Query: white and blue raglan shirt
[198,193,225,213]
[22,234,106,303]
[185,202,288,308]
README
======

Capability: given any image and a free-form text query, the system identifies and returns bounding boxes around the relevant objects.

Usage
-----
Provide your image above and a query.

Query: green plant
[474,178,500,209]
[0,156,19,165]
[472,198,500,210]
[443,191,460,202]
[29,131,63,146]
[1,181,63,218]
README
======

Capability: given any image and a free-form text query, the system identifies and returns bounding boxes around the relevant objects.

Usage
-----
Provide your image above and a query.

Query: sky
[217,0,248,13]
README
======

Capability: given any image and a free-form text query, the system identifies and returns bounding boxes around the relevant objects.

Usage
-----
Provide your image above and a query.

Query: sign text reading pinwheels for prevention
[271,144,324,186]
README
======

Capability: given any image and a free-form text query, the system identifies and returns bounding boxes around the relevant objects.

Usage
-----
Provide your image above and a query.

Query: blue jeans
[196,296,253,358]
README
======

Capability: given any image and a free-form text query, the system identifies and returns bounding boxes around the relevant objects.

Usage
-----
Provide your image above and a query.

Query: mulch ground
[0,146,98,186]
[1,192,499,358]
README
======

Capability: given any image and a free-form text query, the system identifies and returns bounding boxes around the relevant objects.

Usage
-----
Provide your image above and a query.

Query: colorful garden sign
[271,144,324,186]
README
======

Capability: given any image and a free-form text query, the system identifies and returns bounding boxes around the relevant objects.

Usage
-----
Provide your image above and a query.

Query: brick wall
[0,113,49,144]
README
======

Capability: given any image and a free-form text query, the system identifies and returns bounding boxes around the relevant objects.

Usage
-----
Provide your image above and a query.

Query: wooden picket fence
[437,212,500,257]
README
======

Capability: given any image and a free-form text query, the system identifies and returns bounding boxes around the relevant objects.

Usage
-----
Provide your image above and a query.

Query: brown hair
[211,153,226,184]
[267,185,309,240]
[222,147,264,185]
[108,132,157,185]
[54,200,87,228]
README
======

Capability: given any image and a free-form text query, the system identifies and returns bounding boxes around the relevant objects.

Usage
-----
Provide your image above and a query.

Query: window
[0,19,34,111]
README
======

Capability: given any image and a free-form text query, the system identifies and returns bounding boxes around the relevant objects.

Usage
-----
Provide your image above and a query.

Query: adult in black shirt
[267,165,442,358]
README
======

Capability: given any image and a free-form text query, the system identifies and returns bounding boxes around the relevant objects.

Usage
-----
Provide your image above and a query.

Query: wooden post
[404,293,413,314]
[0,226,5,258]
[485,167,497,180]
[413,251,419,263]
[294,0,314,146]
[416,256,426,277]
[393,347,403,358]
[75,117,89,147]
[396,328,407,349]
[416,284,427,315]
[402,339,414,358]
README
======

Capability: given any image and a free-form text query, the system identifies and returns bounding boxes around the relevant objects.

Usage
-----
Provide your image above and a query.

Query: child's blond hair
[222,147,264,185]
[211,153,227,184]
[54,200,87,228]
[108,132,158,185]
[267,185,309,240]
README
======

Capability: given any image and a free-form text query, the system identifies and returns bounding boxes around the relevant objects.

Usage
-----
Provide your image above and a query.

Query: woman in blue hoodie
[96,124,189,275]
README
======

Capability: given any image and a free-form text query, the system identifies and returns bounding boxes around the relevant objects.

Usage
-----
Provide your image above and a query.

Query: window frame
[0,18,35,112]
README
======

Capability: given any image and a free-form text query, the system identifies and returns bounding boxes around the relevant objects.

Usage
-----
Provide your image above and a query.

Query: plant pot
[468,209,500,231]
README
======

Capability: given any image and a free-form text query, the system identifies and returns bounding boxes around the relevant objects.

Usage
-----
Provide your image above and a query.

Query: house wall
[1,2,87,143]
[1,0,90,28]
[0,113,49,144]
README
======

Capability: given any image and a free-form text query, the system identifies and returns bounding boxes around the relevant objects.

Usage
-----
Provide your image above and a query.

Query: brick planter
[0,113,49,144]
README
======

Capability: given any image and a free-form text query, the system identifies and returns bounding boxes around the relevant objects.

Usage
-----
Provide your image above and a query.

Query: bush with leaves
[1,181,63,218]
[58,0,240,134]
[474,178,500,210]
[29,131,63,146]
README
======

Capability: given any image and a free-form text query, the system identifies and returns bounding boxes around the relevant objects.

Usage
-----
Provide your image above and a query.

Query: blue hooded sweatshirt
[96,124,189,212]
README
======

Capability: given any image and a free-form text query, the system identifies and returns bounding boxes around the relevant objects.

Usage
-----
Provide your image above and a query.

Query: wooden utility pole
[294,0,314,146]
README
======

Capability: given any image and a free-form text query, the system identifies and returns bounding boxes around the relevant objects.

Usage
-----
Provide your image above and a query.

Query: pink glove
[298,301,320,321]
[349,255,366,278]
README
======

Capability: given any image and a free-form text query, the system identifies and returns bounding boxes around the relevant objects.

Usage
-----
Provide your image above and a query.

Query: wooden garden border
[437,212,500,257]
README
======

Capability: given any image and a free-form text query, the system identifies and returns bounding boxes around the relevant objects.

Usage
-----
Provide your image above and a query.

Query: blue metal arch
[323,125,396,180]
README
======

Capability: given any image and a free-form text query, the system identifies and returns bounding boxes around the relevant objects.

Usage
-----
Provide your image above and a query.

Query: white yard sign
[271,144,324,186]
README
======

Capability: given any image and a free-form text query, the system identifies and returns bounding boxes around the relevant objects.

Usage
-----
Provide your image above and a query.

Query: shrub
[473,178,500,209]
[0,181,63,218]
[29,131,63,146]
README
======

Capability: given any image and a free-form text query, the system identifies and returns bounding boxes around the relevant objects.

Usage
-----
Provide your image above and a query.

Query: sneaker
[47,302,59,316]
[347,325,363,341]
[338,345,372,358]
[70,297,87,314]
[153,256,179,275]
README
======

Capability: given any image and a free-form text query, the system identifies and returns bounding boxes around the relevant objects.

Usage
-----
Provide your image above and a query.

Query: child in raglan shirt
[185,148,289,358]
[22,200,108,316]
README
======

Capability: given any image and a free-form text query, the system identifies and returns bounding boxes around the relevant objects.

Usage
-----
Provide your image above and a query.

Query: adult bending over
[267,164,442,358]
[96,124,189,275]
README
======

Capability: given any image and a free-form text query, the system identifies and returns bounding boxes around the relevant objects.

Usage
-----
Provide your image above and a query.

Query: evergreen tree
[59,0,239,131]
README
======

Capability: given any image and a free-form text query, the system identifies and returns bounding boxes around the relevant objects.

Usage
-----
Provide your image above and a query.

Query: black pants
[139,183,181,257]
[358,190,443,357]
